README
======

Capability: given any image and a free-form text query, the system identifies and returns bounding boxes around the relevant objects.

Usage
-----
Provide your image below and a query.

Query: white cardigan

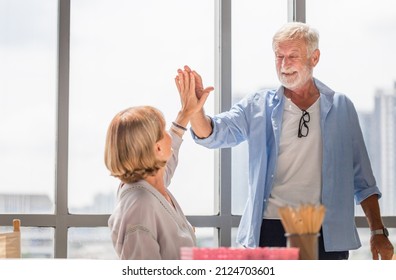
[108,131,196,259]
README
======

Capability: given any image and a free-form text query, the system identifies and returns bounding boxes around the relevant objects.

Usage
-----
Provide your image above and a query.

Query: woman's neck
[145,169,173,206]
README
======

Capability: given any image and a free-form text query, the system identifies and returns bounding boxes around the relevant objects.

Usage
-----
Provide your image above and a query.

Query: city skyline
[359,82,396,216]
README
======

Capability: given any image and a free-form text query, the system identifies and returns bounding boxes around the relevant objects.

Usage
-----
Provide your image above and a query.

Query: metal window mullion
[288,0,306,22]
[55,0,71,258]
[355,216,396,228]
[216,0,233,247]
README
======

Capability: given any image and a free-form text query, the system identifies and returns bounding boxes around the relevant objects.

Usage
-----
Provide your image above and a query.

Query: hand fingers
[177,70,184,94]
[197,89,212,108]
[204,86,215,93]
[175,69,183,93]
[377,250,393,260]
[372,250,379,260]
[192,70,203,85]
[189,71,195,94]
[182,67,203,86]
[174,76,181,93]
[183,70,190,92]
[184,65,192,72]
[382,245,394,260]
[180,67,203,88]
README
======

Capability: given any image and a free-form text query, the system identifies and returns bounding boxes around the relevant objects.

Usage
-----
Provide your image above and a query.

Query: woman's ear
[155,142,163,157]
[155,142,161,151]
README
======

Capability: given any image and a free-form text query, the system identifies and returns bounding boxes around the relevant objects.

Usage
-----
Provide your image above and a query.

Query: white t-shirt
[264,97,322,219]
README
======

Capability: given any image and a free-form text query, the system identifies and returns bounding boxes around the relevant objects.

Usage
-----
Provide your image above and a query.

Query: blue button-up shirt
[192,78,381,251]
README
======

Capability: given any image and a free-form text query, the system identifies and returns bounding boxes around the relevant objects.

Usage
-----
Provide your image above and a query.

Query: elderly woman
[105,70,210,259]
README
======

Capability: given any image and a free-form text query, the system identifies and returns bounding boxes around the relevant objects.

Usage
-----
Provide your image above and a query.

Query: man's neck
[284,81,319,110]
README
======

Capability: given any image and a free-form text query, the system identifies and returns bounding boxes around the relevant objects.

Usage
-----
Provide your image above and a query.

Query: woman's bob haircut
[104,106,166,183]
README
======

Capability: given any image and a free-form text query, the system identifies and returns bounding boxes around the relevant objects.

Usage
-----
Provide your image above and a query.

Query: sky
[306,0,396,111]
[1,0,396,215]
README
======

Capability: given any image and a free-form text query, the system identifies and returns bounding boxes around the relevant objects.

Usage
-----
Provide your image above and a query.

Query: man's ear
[311,49,320,67]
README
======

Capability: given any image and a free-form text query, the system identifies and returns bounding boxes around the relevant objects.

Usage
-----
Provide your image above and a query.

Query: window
[0,0,57,214]
[306,0,396,259]
[231,0,287,215]
[0,0,57,258]
[306,0,396,215]
[68,0,215,257]
[69,0,215,216]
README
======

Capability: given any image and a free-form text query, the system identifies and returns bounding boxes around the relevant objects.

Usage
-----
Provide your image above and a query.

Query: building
[372,83,396,215]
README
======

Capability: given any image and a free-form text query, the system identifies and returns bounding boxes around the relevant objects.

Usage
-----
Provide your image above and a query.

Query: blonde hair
[272,22,319,56]
[104,106,166,183]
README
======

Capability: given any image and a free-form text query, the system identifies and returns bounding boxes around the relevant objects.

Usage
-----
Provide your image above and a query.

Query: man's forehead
[275,38,306,47]
[274,39,307,52]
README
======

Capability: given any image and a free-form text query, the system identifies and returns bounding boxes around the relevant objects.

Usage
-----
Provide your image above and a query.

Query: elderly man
[175,22,393,260]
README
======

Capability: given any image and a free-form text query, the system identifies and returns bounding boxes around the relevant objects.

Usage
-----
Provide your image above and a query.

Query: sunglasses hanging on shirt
[298,110,310,138]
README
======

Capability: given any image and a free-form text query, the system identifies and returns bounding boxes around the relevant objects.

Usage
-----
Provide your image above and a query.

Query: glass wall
[68,0,215,216]
[231,0,287,214]
[306,0,396,216]
[0,0,57,214]
[305,0,396,259]
[67,0,215,257]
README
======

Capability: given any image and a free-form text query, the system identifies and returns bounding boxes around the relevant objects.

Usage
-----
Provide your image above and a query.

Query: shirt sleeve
[163,130,183,187]
[348,99,382,203]
[191,95,253,149]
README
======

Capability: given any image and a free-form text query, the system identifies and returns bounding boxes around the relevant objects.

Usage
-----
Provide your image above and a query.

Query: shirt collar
[273,77,335,103]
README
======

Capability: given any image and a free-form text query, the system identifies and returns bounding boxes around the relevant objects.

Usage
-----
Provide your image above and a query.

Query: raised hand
[174,66,213,118]
[182,65,214,99]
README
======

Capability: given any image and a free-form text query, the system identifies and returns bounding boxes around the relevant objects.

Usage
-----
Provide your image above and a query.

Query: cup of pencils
[278,204,326,260]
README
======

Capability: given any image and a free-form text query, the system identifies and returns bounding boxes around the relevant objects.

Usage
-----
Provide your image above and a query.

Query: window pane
[0,226,54,258]
[68,227,117,259]
[22,227,54,258]
[69,0,215,215]
[231,0,287,214]
[0,0,57,213]
[306,0,396,216]
[195,227,217,248]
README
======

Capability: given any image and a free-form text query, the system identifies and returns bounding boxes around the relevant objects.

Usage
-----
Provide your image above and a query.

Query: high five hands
[175,65,214,117]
